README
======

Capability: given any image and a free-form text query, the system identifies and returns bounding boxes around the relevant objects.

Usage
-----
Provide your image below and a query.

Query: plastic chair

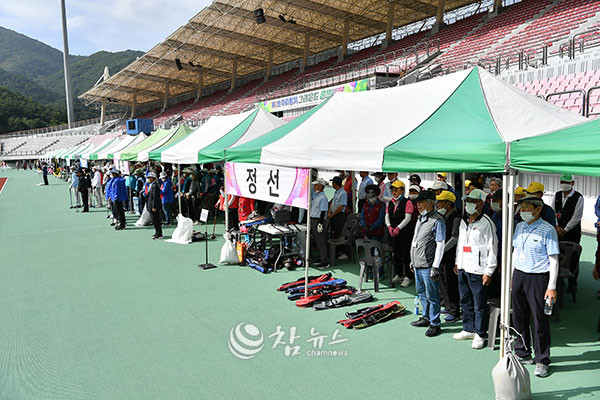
[557,241,582,308]
[355,238,392,293]
[328,213,360,266]
[487,298,501,350]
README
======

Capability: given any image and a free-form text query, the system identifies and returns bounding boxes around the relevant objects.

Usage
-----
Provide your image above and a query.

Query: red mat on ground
[0,177,7,195]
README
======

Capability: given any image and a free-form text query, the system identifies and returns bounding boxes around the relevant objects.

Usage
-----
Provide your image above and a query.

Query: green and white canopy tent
[110,128,173,161]
[98,134,145,161]
[152,108,283,164]
[511,118,600,176]
[90,135,134,161]
[145,125,194,162]
[227,67,589,357]
[60,142,93,160]
[79,137,118,160]
[227,67,584,171]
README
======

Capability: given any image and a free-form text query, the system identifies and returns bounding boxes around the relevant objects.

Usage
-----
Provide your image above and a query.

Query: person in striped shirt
[512,195,559,378]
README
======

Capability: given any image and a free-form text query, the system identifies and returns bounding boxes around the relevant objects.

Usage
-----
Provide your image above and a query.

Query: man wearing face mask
[387,180,415,288]
[436,190,461,322]
[382,172,400,203]
[512,195,559,378]
[453,189,497,349]
[147,172,163,239]
[360,184,385,241]
[357,171,374,212]
[553,174,583,293]
[489,191,503,299]
[310,178,330,269]
[409,189,446,337]
[525,182,556,227]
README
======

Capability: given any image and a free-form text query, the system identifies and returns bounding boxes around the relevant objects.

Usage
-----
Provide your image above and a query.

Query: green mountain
[0,26,144,129]
[0,87,66,134]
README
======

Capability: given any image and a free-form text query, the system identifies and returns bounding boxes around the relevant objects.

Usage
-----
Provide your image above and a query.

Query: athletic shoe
[444,314,460,322]
[411,317,430,327]
[391,275,403,284]
[153,235,164,240]
[338,253,349,260]
[400,277,412,288]
[115,226,125,230]
[316,264,330,270]
[471,334,485,349]
[534,363,549,378]
[425,325,442,337]
[453,330,475,340]
[516,355,534,365]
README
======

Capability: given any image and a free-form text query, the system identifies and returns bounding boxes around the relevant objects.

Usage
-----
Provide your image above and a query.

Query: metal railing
[560,27,600,60]
[546,90,586,116]
[586,86,600,118]
[256,39,440,102]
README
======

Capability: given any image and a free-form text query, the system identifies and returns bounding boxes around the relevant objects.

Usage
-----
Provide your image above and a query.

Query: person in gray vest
[554,174,583,293]
[410,189,446,337]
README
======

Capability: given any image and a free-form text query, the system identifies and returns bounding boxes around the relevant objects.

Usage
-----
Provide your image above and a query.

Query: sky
[0,0,213,55]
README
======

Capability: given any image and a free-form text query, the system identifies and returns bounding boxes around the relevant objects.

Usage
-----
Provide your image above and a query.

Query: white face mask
[465,202,477,215]
[491,202,501,213]
[437,207,447,216]
[520,211,535,223]
[419,209,429,216]
[560,183,572,192]
[408,194,418,200]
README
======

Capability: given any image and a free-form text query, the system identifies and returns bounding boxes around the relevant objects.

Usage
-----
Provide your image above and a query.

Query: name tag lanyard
[519,225,541,260]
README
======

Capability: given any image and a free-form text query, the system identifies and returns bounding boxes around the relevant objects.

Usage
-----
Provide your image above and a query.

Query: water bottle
[543,296,554,316]
[414,295,420,316]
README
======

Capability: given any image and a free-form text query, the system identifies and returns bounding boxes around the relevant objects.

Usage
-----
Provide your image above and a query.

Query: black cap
[332,176,343,186]
[365,184,380,196]
[409,174,421,184]
[416,189,436,202]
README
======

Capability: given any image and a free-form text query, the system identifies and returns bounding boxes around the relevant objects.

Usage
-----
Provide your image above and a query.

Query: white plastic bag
[492,332,532,400]
[219,233,238,264]
[166,214,194,244]
[134,206,152,227]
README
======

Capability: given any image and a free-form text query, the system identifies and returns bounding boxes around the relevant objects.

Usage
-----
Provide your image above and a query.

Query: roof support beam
[197,68,204,100]
[300,33,310,73]
[209,2,343,44]
[187,22,305,56]
[166,39,267,68]
[390,0,437,15]
[285,0,387,31]
[142,56,231,79]
[431,0,447,35]
[265,48,274,82]
[120,70,197,89]
[382,2,395,49]
[230,59,238,92]
[339,19,350,62]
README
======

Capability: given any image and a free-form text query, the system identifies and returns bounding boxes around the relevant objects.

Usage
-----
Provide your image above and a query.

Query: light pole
[60,0,75,128]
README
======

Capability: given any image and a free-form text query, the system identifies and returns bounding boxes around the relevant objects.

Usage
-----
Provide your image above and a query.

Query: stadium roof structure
[80,0,476,106]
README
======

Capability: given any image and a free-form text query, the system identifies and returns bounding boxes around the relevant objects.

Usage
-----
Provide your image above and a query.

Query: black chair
[328,213,360,266]
[557,241,582,309]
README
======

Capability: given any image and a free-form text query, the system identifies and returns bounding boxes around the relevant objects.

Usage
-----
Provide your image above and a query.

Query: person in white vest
[92,166,103,208]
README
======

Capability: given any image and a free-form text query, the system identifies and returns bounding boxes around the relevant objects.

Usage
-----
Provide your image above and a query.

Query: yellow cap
[526,182,544,194]
[464,179,472,188]
[437,172,447,178]
[515,186,526,196]
[436,190,456,203]
[391,180,405,188]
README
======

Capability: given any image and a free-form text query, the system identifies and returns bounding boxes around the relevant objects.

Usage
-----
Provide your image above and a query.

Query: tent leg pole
[500,175,509,358]
[305,168,312,298]
[351,171,357,213]
[178,164,182,215]
[224,164,229,232]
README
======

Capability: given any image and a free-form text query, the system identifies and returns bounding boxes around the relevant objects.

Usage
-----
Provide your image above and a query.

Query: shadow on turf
[532,385,600,399]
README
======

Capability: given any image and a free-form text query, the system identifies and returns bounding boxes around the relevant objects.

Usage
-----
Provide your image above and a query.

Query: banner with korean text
[226,162,310,209]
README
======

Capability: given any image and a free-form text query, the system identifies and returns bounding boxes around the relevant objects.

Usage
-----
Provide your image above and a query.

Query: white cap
[159,172,167,179]
[431,181,448,191]
[312,178,327,186]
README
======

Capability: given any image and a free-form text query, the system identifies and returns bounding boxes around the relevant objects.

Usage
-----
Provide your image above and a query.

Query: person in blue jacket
[111,168,128,230]
[159,171,174,225]
[105,173,115,225]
